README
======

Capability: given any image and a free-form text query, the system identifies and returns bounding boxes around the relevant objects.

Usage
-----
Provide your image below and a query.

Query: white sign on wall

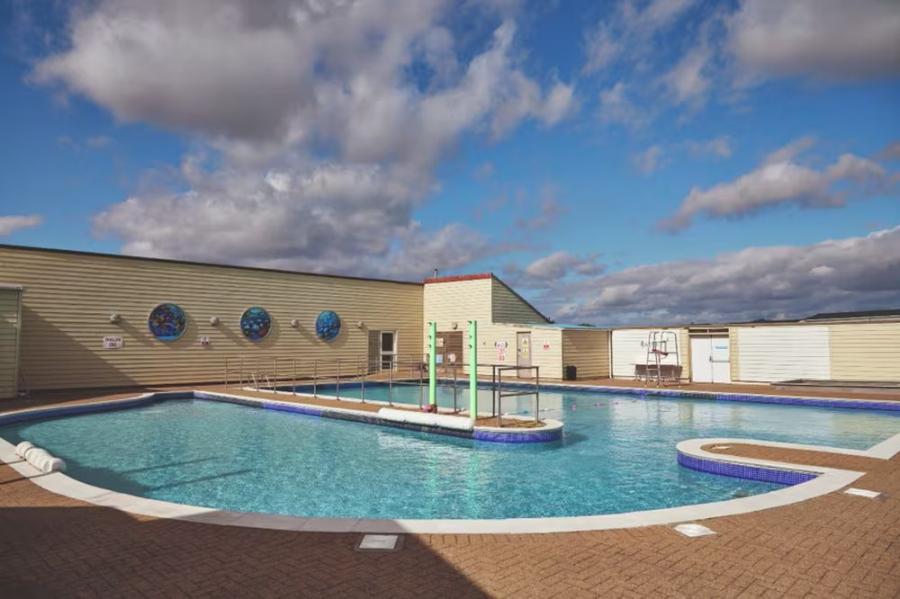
[543,342,551,351]
[102,336,124,349]
[199,336,211,346]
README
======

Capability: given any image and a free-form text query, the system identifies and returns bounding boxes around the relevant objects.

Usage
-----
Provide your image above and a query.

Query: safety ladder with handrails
[642,330,680,386]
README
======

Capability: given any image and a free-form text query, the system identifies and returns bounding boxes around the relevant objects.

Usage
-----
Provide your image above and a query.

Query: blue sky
[1,0,899,325]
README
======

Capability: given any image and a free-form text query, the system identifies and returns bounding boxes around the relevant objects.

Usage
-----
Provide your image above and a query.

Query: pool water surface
[1,386,897,520]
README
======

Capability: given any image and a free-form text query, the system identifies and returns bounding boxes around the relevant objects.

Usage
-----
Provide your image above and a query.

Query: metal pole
[225,358,229,389]
[292,358,296,396]
[535,366,540,423]
[273,357,278,394]
[497,368,502,428]
[336,359,341,400]
[388,358,393,405]
[313,359,318,397]
[359,356,365,403]
[468,320,478,423]
[427,321,437,409]
[491,366,496,417]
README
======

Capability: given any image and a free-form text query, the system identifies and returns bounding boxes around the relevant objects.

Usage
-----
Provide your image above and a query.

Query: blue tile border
[677,450,817,486]
[0,390,561,444]
[286,379,900,412]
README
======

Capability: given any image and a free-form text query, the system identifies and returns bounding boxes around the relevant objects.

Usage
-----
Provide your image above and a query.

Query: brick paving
[1,386,899,597]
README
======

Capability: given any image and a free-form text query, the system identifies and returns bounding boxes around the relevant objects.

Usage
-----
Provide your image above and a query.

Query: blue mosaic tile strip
[677,451,817,486]
[0,395,162,426]
[455,379,900,412]
[474,427,562,443]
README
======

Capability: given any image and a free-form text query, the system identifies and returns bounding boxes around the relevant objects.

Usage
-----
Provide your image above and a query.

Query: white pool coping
[1,391,898,534]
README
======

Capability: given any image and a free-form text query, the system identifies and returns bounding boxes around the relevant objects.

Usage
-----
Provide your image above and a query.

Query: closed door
[380,331,396,370]
[690,336,731,384]
[437,331,463,368]
[516,332,532,377]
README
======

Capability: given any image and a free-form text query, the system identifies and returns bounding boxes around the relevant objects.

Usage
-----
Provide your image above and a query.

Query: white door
[516,332,532,378]
[690,337,731,384]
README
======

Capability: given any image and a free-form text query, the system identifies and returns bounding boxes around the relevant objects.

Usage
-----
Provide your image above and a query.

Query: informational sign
[436,354,444,364]
[102,336,124,349]
[199,336,211,346]
[495,340,509,362]
[494,341,508,349]
[543,342,551,351]
[448,353,456,363]
[436,338,445,348]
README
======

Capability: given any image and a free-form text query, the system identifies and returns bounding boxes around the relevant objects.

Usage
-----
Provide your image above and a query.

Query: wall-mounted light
[451,321,458,330]
[356,321,365,329]
[290,319,300,328]
[109,313,121,324]
[209,316,220,326]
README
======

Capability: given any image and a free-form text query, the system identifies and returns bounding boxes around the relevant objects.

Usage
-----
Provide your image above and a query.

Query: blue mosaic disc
[148,303,186,342]
[315,310,341,341]
[240,306,271,341]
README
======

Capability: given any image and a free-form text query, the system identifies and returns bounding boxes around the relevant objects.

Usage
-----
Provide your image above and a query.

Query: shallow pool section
[2,387,898,520]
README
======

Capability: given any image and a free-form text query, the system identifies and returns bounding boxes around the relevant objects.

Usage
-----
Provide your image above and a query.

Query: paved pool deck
[1,381,899,597]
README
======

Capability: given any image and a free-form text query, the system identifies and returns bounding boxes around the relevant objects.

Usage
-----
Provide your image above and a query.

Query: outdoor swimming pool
[2,386,898,520]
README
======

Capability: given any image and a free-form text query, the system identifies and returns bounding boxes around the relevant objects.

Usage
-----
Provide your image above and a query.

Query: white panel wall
[611,328,686,378]
[736,326,831,382]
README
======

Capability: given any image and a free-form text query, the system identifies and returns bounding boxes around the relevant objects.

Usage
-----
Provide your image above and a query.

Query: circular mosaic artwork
[240,306,272,341]
[148,303,187,342]
[315,310,341,341]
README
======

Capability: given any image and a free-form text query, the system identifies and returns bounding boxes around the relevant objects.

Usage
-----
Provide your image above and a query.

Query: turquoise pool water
[2,386,898,520]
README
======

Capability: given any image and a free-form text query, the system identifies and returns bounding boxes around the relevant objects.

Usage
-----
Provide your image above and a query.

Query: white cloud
[598,82,646,129]
[632,145,665,174]
[548,227,900,325]
[583,0,696,75]
[35,1,574,276]
[93,158,491,279]
[730,0,900,81]
[660,138,895,231]
[0,214,43,236]
[514,185,567,230]
[504,251,604,289]
[684,136,732,159]
[879,140,900,161]
[662,45,711,107]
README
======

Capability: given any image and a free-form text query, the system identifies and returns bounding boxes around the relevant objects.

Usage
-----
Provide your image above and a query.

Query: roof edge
[0,243,423,286]
[423,273,492,284]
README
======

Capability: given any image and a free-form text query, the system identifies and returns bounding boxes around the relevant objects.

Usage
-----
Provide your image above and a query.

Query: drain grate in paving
[844,487,881,499]
[674,523,716,538]
[357,534,403,551]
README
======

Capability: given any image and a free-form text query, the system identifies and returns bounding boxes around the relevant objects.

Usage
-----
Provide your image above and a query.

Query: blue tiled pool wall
[677,451,817,486]
[0,391,560,444]
[0,387,884,486]
[284,379,900,412]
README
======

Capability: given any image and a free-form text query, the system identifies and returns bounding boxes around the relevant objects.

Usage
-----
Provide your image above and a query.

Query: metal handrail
[494,365,540,426]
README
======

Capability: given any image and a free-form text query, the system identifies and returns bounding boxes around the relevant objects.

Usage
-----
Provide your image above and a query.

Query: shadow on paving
[0,505,489,598]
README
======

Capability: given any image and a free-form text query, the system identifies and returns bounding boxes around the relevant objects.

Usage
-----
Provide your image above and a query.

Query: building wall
[422,276,563,378]
[0,287,21,399]
[491,278,548,324]
[828,322,900,382]
[734,325,831,382]
[0,246,423,391]
[561,329,610,379]
[611,328,690,380]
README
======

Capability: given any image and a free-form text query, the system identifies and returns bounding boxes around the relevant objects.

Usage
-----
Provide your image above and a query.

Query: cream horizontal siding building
[0,285,23,399]
[730,318,900,383]
[423,274,609,380]
[0,245,423,391]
